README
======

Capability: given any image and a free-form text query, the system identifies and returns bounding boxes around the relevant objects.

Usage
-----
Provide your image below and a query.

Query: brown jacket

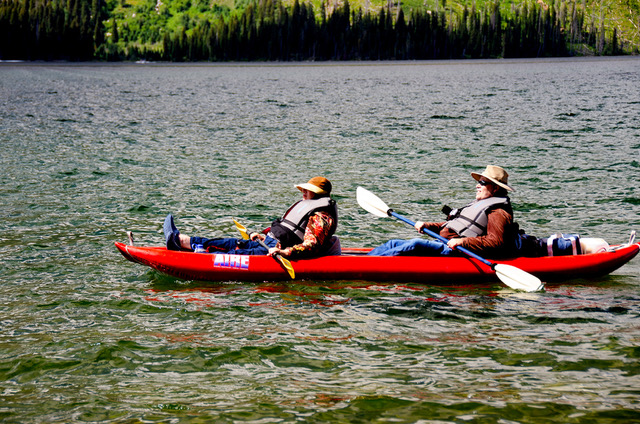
[424,208,513,258]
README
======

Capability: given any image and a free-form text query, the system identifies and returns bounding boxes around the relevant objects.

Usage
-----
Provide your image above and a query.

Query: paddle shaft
[236,221,278,256]
[233,219,295,278]
[255,237,274,254]
[388,210,497,270]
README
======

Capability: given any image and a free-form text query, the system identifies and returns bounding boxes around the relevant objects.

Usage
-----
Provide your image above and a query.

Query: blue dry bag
[545,233,581,256]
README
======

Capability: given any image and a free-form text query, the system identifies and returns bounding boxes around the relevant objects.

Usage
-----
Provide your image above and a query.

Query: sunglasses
[477,179,494,186]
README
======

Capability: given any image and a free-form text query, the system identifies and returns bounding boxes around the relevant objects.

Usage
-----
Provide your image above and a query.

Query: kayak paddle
[356,187,544,292]
[233,219,295,279]
[234,219,250,240]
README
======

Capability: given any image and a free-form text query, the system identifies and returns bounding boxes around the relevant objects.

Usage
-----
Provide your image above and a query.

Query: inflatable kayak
[114,240,639,284]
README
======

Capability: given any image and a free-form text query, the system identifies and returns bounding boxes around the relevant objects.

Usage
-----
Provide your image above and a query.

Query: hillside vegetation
[1,0,638,60]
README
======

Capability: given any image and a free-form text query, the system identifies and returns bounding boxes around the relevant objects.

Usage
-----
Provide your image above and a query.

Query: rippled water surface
[1,58,639,423]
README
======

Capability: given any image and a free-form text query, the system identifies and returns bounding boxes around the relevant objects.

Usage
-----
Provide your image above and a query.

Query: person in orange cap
[164,177,339,258]
[369,166,517,258]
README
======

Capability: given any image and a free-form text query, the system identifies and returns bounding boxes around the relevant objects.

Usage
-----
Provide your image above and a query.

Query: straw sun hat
[471,165,514,192]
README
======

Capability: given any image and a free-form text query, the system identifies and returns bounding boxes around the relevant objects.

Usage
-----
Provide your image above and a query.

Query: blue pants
[368,238,455,257]
[190,235,278,255]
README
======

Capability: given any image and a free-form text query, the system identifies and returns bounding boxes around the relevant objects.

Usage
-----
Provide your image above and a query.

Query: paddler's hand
[268,247,286,257]
[250,232,265,241]
[447,238,464,249]
[414,221,425,232]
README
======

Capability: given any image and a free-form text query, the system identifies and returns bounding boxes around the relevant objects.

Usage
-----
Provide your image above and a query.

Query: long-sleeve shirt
[279,211,335,258]
[424,208,513,257]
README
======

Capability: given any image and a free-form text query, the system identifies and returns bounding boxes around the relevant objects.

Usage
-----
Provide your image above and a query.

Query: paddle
[232,219,295,279]
[356,187,544,292]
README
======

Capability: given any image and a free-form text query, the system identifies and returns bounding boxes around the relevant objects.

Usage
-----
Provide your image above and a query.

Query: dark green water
[1,58,639,423]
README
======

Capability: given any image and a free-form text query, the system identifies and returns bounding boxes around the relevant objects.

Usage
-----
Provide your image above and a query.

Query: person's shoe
[163,214,182,251]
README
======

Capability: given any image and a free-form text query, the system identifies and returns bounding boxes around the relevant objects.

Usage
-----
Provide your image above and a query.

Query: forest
[0,0,635,61]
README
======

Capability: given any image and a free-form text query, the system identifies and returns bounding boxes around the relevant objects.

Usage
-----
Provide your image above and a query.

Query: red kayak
[115,241,639,284]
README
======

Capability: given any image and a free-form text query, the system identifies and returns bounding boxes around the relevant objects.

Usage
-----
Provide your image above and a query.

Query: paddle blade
[233,219,250,240]
[494,264,545,292]
[277,255,296,279]
[357,186,391,218]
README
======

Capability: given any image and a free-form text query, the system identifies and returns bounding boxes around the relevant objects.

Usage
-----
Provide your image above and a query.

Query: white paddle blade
[357,187,391,218]
[494,264,545,292]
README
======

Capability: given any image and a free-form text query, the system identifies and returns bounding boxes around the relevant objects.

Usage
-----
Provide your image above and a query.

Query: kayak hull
[115,242,639,284]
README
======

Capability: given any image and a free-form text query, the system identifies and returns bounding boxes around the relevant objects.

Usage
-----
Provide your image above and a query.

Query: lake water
[1,58,639,423]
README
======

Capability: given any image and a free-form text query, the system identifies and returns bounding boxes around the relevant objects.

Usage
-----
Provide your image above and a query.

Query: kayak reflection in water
[368,165,518,258]
[164,177,341,259]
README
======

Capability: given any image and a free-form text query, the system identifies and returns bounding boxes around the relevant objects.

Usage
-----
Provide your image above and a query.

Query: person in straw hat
[164,176,340,258]
[368,165,518,258]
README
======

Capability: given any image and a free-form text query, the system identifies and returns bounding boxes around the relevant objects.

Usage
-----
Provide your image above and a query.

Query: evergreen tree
[395,7,407,59]
[111,18,119,43]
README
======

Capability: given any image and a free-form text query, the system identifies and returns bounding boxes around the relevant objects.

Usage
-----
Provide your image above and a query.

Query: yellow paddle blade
[232,219,250,240]
[277,255,296,279]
